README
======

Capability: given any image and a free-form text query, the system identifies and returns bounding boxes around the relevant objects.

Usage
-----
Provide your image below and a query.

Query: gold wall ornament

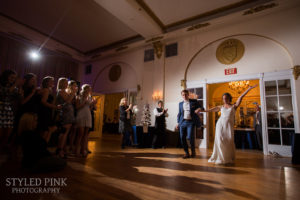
[243,3,278,16]
[146,36,164,43]
[187,23,210,32]
[293,65,300,80]
[181,79,186,89]
[216,38,245,65]
[109,65,122,82]
[137,84,141,92]
[153,41,163,59]
[115,46,128,52]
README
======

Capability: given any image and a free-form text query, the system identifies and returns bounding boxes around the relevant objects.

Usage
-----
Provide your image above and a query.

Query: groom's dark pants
[179,120,195,155]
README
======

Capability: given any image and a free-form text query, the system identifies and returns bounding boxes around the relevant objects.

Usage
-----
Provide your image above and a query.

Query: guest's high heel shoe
[56,148,66,159]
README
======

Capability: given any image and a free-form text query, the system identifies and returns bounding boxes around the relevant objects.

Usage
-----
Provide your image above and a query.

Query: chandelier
[228,80,250,94]
[189,92,198,99]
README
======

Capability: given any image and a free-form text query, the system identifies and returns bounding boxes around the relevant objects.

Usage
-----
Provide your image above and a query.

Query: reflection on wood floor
[1,134,300,200]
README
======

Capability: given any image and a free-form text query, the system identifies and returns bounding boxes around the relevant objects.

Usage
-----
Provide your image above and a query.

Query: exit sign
[225,68,237,75]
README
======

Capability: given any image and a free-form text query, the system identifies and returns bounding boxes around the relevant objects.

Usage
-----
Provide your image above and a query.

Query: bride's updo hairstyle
[222,93,232,103]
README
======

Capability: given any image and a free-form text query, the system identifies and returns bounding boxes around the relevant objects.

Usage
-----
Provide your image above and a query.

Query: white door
[187,84,208,148]
[262,76,298,156]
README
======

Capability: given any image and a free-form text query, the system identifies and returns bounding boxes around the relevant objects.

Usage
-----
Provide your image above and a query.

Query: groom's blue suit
[177,99,201,156]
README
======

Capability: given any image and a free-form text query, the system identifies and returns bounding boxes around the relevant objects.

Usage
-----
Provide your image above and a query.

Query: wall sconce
[152,91,163,101]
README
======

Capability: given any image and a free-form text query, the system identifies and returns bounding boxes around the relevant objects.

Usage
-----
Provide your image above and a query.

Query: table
[234,128,259,149]
[134,126,155,148]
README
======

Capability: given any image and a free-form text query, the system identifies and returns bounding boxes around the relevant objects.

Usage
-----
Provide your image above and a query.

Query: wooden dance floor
[1,134,300,200]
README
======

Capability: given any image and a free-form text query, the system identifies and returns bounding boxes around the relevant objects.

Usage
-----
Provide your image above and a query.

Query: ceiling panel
[143,0,243,25]
[0,0,138,52]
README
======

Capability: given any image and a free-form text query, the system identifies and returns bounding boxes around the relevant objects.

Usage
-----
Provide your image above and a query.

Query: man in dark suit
[253,104,262,150]
[176,90,201,158]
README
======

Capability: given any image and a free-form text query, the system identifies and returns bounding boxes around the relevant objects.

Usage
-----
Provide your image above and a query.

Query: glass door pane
[267,113,279,128]
[264,79,294,147]
[268,129,281,145]
[278,80,291,95]
[265,81,277,95]
[266,97,278,111]
[279,96,293,111]
[280,113,294,128]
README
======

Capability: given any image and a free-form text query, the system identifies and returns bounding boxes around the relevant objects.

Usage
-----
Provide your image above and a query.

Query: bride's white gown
[208,106,236,164]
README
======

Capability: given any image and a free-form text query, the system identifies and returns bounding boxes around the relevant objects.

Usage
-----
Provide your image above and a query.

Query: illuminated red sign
[225,68,237,75]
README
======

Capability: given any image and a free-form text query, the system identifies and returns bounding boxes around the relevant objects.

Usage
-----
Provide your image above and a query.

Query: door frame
[261,70,299,156]
[186,69,299,155]
[186,82,207,148]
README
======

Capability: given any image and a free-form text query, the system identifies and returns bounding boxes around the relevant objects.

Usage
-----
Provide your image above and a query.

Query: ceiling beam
[93,0,163,39]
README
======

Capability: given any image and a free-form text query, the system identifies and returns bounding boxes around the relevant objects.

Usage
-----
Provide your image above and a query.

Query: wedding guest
[67,80,78,154]
[152,100,168,149]
[75,84,95,157]
[20,73,38,114]
[253,104,262,150]
[10,73,38,156]
[119,97,133,149]
[19,113,66,172]
[37,76,61,142]
[56,78,76,158]
[0,69,22,152]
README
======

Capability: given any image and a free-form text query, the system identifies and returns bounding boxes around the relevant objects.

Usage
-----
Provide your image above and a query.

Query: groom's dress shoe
[182,154,190,159]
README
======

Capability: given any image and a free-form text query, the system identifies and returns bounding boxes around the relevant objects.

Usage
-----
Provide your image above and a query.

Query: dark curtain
[0,34,79,85]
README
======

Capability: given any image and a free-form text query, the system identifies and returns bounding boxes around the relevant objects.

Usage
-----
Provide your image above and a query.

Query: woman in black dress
[119,97,133,149]
[19,112,66,172]
[67,80,78,154]
[37,76,61,142]
[12,73,38,153]
[20,73,38,114]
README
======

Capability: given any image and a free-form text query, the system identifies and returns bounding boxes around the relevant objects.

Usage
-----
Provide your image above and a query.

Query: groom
[176,90,201,159]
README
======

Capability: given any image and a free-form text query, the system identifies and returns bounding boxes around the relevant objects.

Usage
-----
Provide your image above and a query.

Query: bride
[196,85,257,164]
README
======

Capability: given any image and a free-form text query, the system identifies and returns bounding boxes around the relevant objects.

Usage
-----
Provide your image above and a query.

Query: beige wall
[295,78,300,133]
[81,5,300,132]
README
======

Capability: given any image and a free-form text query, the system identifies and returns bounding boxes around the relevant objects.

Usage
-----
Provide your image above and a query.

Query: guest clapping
[37,76,61,142]
[75,84,94,157]
[56,78,76,158]
[119,98,133,149]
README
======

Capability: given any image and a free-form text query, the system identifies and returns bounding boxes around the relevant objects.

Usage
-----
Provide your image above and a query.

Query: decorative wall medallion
[216,39,245,65]
[146,36,164,43]
[109,65,121,82]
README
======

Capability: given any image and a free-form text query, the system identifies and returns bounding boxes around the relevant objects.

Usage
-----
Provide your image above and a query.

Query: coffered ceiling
[0,0,295,62]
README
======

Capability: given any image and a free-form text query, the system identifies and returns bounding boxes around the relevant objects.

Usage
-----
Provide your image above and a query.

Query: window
[144,49,154,62]
[165,43,178,57]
